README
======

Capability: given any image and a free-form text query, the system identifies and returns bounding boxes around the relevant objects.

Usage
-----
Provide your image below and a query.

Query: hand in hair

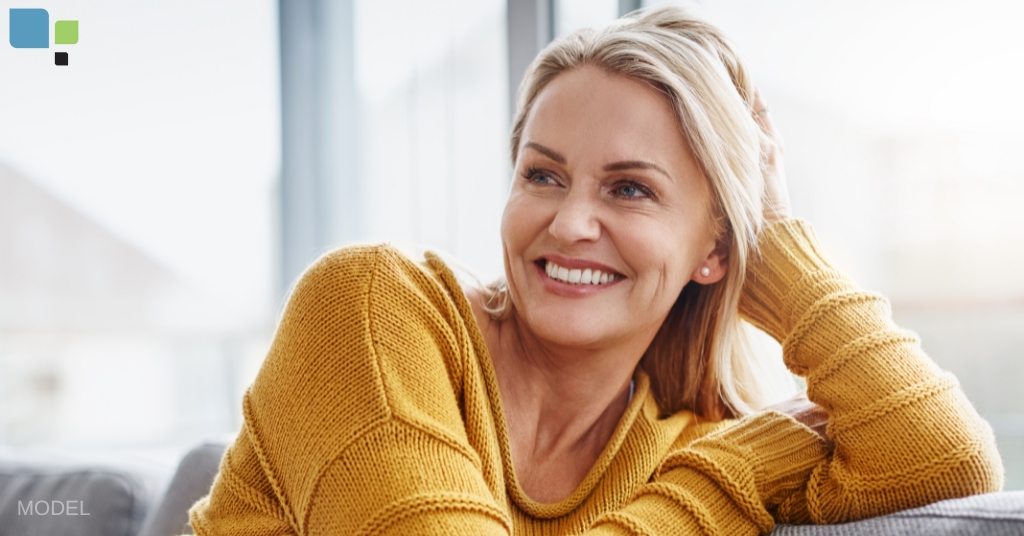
[764,391,834,450]
[752,86,792,225]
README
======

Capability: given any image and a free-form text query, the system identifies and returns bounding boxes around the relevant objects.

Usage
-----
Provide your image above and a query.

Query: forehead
[522,66,697,174]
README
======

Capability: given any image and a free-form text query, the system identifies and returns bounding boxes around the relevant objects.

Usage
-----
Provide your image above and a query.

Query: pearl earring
[700,267,711,277]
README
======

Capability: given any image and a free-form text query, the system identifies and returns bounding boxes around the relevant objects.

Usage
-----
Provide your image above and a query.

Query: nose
[548,185,602,245]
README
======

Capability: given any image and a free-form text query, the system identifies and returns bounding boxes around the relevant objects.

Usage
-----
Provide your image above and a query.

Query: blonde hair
[483,5,783,420]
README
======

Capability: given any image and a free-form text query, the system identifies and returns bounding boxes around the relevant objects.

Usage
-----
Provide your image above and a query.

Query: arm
[741,85,1003,522]
[189,245,510,535]
[739,219,1003,523]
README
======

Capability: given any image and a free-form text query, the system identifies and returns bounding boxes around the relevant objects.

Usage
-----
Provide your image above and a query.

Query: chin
[520,304,628,349]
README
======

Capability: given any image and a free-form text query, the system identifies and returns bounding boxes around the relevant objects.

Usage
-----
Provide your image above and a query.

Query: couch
[1,442,1023,535]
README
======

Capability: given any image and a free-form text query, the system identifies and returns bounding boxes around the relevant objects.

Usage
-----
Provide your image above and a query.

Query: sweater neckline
[423,251,654,519]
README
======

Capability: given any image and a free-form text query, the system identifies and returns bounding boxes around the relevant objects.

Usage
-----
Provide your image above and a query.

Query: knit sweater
[188,219,1003,535]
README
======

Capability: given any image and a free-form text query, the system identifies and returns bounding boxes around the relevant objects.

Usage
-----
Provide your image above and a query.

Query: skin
[466,67,826,504]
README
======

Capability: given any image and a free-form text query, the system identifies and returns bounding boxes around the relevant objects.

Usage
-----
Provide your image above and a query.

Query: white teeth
[544,261,618,285]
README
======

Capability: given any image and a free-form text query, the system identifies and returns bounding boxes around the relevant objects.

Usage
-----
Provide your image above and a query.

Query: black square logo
[55,52,68,66]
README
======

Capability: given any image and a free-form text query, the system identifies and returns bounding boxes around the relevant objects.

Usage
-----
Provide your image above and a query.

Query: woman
[189,6,1002,535]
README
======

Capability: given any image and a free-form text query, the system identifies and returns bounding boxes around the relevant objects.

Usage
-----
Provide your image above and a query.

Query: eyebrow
[523,142,566,164]
[523,141,672,180]
[603,160,672,180]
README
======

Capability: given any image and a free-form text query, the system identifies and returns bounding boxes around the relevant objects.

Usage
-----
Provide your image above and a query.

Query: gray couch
[1,442,1023,536]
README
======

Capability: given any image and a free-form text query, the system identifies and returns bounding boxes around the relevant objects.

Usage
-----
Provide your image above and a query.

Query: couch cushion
[770,491,1024,535]
[0,461,163,536]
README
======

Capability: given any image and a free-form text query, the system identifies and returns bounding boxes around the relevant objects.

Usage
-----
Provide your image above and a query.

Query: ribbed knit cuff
[720,411,829,506]
[740,219,838,339]
[662,410,830,511]
[740,219,853,346]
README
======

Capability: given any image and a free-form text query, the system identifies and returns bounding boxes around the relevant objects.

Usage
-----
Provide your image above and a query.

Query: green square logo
[54,20,78,45]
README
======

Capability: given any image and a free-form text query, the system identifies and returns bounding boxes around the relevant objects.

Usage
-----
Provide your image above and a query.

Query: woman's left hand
[751,86,792,225]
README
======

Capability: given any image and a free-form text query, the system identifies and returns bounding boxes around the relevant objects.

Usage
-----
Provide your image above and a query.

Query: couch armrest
[770,491,1024,535]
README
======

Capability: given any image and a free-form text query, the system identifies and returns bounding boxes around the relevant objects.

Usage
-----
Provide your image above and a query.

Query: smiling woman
[485,65,741,503]
[493,63,749,424]
[186,5,1002,536]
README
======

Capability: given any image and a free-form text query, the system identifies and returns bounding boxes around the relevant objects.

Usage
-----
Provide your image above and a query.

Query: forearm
[584,411,829,535]
[308,419,509,534]
[740,219,1003,522]
[190,412,509,536]
[189,423,296,536]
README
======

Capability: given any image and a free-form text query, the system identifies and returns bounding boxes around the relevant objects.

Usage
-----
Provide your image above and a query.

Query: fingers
[749,84,793,223]
[751,85,768,115]
[751,86,783,152]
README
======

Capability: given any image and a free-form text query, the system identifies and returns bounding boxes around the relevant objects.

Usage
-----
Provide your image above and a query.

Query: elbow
[932,384,1005,498]
[936,415,1005,500]
[961,422,1005,495]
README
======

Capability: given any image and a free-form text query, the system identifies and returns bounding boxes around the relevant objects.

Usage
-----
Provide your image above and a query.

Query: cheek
[622,216,673,261]
[614,216,701,293]
[501,189,549,251]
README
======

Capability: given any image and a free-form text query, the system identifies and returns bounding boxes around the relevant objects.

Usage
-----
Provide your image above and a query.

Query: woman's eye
[614,182,651,199]
[522,168,557,185]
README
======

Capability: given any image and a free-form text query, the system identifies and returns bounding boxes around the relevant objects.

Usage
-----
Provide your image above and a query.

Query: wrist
[739,219,845,343]
[762,199,792,226]
[657,411,830,512]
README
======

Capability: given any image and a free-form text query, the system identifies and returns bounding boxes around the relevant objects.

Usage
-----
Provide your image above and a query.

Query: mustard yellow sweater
[188,219,1003,535]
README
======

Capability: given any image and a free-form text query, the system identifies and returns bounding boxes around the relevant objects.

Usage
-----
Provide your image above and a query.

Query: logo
[9,8,79,66]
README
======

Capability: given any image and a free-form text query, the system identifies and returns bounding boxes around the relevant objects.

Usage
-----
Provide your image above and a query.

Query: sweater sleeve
[584,219,1003,535]
[189,245,510,535]
[737,219,1003,523]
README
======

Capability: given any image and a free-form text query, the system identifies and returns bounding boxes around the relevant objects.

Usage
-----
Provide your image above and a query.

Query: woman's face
[501,66,727,351]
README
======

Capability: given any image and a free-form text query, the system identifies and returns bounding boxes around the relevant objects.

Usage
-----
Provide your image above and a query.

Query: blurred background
[1,0,1021,488]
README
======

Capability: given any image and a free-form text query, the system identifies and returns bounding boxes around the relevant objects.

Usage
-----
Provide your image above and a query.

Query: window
[0,1,280,457]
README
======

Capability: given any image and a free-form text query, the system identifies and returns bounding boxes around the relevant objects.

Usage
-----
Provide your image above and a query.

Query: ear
[691,239,729,285]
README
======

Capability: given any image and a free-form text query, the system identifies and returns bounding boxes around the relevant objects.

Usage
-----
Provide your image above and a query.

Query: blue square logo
[10,8,50,49]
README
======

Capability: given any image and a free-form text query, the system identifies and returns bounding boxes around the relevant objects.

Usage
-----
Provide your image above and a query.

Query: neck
[488,310,647,460]
[464,286,658,503]
[483,305,651,504]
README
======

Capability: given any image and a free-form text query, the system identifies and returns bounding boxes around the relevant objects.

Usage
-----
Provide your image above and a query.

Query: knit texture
[188,219,1003,535]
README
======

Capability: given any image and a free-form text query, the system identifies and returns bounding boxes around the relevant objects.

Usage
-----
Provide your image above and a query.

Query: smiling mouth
[538,260,624,285]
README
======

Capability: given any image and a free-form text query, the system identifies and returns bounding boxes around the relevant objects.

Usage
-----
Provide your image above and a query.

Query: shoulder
[269,243,471,391]
[286,244,450,314]
[295,243,426,289]
[288,243,479,360]
[258,242,478,425]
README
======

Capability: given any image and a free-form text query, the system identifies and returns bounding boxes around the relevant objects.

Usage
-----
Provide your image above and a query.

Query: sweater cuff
[739,219,851,342]
[661,410,830,511]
